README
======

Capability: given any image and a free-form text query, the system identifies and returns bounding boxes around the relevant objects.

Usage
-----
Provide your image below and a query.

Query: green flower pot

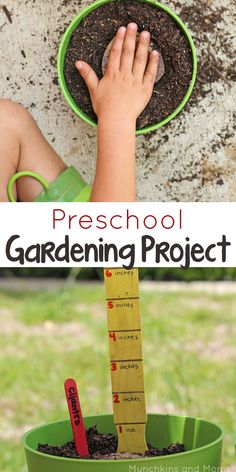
[57,0,197,135]
[24,413,223,471]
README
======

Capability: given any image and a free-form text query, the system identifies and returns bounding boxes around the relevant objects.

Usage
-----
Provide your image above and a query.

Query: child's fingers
[107,26,126,74]
[143,50,159,87]
[133,31,150,80]
[75,61,99,95]
[120,23,138,73]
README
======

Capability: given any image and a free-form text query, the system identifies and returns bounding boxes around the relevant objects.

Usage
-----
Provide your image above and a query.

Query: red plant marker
[64,378,89,457]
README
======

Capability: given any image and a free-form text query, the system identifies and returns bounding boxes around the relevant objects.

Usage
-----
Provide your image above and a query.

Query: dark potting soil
[38,426,185,460]
[63,0,193,130]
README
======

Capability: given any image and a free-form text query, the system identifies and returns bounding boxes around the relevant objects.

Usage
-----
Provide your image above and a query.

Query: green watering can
[7,166,91,203]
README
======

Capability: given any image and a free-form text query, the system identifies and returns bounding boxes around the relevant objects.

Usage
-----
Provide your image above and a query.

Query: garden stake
[64,378,89,457]
[104,268,148,454]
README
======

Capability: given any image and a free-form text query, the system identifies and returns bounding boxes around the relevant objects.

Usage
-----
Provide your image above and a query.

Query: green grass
[0,283,235,471]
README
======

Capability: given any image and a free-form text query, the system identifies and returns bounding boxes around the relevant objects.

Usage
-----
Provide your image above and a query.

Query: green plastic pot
[57,0,197,135]
[24,413,223,471]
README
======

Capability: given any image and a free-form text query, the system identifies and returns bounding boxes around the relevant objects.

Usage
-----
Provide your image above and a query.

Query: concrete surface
[0,0,235,201]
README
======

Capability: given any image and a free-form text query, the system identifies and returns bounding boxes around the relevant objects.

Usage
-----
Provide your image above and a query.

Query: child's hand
[76,23,159,124]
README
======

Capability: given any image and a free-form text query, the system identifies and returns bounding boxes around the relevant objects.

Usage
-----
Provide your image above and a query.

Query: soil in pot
[38,425,185,460]
[63,0,193,130]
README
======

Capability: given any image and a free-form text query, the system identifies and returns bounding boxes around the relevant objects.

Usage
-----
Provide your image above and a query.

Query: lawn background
[0,279,235,471]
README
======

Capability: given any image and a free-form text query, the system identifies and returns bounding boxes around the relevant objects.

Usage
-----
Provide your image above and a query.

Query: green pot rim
[23,413,223,464]
[57,0,197,136]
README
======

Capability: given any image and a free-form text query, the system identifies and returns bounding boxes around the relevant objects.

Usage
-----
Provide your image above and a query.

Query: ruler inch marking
[112,391,145,394]
[110,358,143,363]
[115,422,146,425]
[108,329,141,333]
[106,297,139,301]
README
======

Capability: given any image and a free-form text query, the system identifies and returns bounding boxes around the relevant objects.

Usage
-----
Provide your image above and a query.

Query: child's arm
[0,99,67,202]
[76,23,158,202]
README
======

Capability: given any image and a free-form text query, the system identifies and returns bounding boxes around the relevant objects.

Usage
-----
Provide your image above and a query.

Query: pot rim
[23,413,223,464]
[57,0,197,136]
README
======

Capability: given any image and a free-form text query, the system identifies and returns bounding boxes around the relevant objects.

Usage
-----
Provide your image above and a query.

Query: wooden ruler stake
[104,268,147,454]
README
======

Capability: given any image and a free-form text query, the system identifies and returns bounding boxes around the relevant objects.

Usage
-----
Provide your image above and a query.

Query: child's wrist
[98,111,136,130]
